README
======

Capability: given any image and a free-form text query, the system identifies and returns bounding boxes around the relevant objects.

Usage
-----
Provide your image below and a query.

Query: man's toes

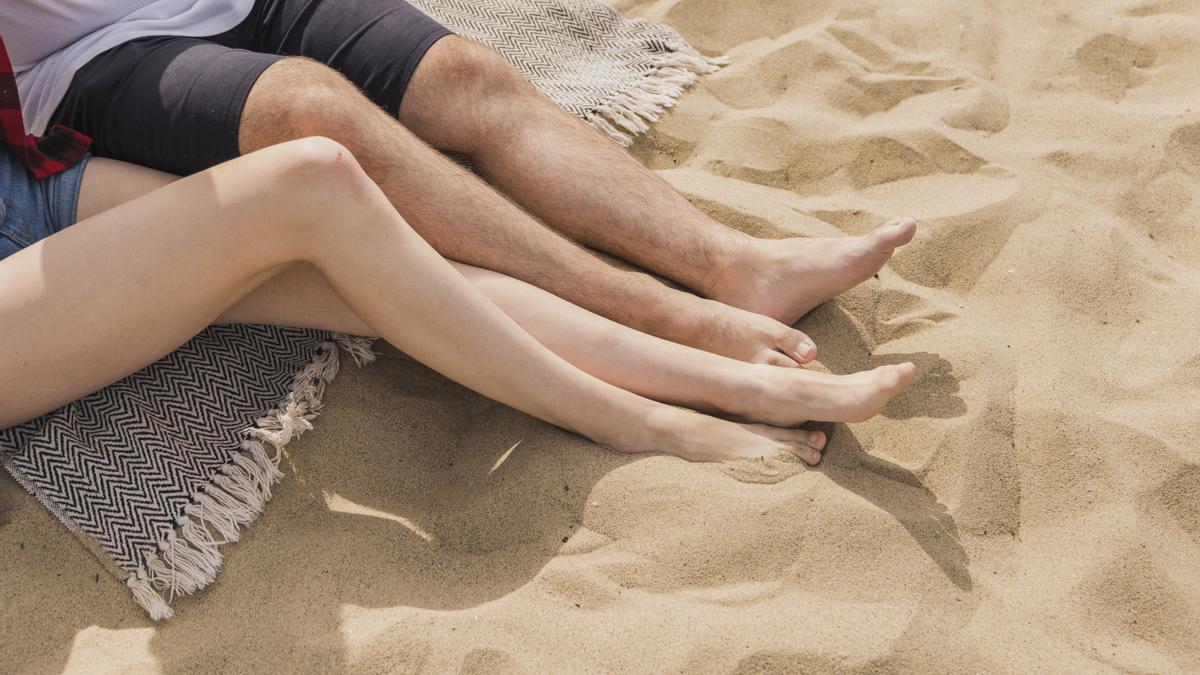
[774,328,817,364]
[894,362,917,390]
[876,362,917,395]
[870,218,917,253]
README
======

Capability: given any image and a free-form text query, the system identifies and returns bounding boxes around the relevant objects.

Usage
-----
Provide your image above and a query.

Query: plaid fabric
[0,35,90,179]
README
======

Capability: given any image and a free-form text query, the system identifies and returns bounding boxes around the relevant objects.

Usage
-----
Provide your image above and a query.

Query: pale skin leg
[77,157,915,429]
[0,139,822,463]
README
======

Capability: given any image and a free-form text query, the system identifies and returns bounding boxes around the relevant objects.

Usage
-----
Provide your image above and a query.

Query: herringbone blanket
[0,0,720,619]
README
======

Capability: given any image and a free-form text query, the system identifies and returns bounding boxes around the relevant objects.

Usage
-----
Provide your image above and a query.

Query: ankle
[639,292,711,346]
[698,233,760,299]
[727,364,777,422]
[707,362,766,419]
[588,398,669,455]
[633,405,691,455]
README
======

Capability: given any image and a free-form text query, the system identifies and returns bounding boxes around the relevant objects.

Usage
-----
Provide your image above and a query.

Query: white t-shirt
[1,0,255,135]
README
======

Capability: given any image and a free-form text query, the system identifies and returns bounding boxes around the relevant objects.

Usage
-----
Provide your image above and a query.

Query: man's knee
[402,37,536,149]
[241,58,369,150]
[430,37,530,100]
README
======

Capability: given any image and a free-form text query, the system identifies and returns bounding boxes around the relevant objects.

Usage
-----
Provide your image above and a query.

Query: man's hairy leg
[400,37,917,326]
[238,57,815,366]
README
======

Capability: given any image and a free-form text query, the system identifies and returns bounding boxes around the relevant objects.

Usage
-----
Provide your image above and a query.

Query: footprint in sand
[868,286,959,344]
[823,24,968,115]
[941,81,1010,133]
[1072,549,1200,669]
[845,131,986,189]
[693,114,990,193]
[461,648,522,674]
[1166,121,1200,178]
[839,71,968,116]
[720,454,808,485]
[1144,462,1200,545]
[1074,33,1157,100]
[701,23,966,114]
[699,116,804,190]
[798,163,1045,294]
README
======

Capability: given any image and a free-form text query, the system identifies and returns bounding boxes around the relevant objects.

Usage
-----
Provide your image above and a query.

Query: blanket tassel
[586,48,728,146]
[124,336,373,619]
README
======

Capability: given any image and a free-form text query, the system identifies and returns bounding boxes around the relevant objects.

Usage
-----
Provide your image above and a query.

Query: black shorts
[51,0,452,175]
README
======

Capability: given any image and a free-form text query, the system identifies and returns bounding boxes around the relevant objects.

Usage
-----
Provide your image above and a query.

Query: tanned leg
[399,37,918,325]
[238,58,815,367]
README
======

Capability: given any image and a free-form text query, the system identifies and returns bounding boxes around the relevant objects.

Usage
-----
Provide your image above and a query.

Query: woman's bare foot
[710,219,918,325]
[730,362,917,426]
[622,407,828,465]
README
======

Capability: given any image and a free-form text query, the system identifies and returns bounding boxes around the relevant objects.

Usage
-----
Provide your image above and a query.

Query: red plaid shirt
[0,34,90,179]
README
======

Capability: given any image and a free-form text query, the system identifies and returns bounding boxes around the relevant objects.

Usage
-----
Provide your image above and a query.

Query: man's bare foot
[729,362,916,426]
[662,296,818,367]
[710,219,918,325]
[627,407,827,464]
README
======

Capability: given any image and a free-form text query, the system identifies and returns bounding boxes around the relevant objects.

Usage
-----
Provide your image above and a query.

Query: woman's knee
[242,137,384,244]
[272,136,374,197]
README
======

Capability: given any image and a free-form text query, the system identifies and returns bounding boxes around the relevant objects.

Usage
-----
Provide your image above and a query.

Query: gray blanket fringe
[128,335,374,619]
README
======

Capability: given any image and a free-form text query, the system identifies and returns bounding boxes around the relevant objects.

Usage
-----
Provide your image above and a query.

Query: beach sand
[4,0,1200,671]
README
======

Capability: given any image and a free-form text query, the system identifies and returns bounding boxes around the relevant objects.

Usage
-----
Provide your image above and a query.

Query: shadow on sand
[1,345,639,671]
[803,302,967,420]
[4,297,974,670]
[813,423,972,590]
[801,301,971,589]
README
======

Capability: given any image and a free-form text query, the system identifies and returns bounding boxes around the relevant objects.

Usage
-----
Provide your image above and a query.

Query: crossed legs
[70,155,914,435]
[1,139,840,463]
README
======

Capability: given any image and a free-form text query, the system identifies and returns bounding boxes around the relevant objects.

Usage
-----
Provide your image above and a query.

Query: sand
[4,0,1200,671]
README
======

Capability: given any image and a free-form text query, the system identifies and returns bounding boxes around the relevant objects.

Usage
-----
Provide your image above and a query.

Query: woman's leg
[75,157,374,335]
[221,261,914,425]
[0,138,823,462]
[74,157,915,427]
[452,264,915,425]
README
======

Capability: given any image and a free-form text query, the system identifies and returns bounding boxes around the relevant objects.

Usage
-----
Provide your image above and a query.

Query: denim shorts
[0,149,90,262]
